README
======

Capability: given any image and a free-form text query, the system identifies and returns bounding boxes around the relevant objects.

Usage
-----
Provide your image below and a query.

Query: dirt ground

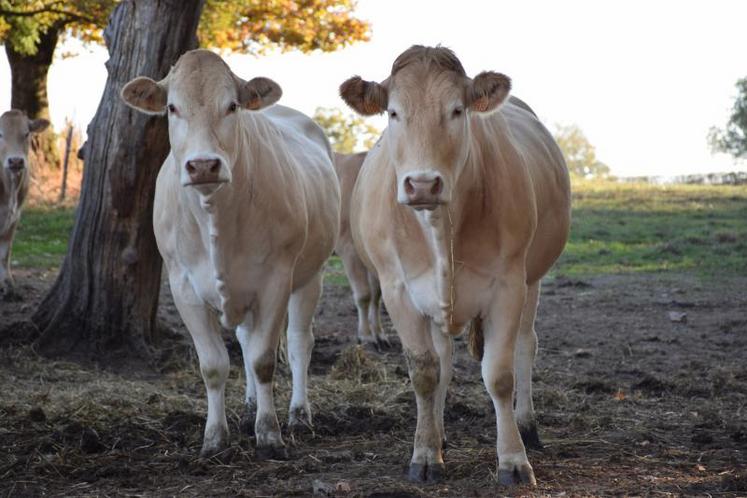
[1,269,746,497]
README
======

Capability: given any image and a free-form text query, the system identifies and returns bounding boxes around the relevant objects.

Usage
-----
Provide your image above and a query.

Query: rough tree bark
[5,25,60,168]
[31,0,205,362]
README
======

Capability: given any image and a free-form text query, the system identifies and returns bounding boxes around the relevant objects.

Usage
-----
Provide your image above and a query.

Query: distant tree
[554,124,611,179]
[0,0,370,165]
[313,107,380,153]
[709,77,747,159]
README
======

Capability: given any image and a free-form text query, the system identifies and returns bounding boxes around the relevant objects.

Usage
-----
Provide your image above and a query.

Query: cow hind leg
[341,250,374,345]
[171,289,230,458]
[286,272,322,434]
[515,281,542,449]
[236,320,257,435]
[368,272,390,347]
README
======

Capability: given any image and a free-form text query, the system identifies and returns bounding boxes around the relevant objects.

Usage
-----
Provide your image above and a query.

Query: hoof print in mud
[255,444,290,461]
[407,462,446,483]
[519,423,543,450]
[496,463,536,487]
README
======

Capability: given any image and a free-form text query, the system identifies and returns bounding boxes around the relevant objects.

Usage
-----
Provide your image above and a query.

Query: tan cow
[121,50,340,459]
[340,46,571,486]
[0,110,50,292]
[332,151,388,347]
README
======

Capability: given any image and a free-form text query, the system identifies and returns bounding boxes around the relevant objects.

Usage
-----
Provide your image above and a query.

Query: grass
[12,206,75,269]
[555,181,747,277]
[10,182,747,278]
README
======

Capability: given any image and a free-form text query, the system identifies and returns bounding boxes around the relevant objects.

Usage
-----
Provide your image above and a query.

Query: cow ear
[239,77,282,111]
[29,118,50,133]
[121,77,167,115]
[339,76,388,116]
[466,71,511,114]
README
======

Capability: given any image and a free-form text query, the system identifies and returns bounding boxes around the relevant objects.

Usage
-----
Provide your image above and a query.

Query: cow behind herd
[2,45,570,487]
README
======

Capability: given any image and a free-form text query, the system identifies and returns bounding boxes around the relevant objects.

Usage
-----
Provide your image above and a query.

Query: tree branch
[0,2,98,25]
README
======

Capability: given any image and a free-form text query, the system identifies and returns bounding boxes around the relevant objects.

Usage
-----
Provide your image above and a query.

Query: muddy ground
[1,269,746,497]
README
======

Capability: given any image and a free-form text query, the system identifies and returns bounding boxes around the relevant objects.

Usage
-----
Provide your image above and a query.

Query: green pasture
[12,181,747,278]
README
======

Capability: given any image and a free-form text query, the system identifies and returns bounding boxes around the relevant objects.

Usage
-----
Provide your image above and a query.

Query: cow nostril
[209,160,220,174]
[431,177,442,195]
[404,177,415,195]
[186,162,197,175]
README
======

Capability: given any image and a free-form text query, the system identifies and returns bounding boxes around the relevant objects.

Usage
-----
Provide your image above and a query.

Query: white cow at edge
[122,49,339,459]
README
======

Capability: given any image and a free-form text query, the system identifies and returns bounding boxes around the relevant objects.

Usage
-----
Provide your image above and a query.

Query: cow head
[0,110,49,181]
[121,49,282,196]
[340,45,510,210]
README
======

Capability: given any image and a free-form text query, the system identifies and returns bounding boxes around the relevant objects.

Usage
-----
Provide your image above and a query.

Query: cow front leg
[382,283,444,483]
[286,272,322,433]
[515,281,542,449]
[0,221,17,294]
[483,270,536,486]
[170,281,230,458]
[248,281,291,460]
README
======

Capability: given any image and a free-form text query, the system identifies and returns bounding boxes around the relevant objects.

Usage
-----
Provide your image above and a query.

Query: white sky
[0,0,745,177]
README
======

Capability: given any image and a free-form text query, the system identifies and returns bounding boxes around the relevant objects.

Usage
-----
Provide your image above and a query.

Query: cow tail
[467,316,484,361]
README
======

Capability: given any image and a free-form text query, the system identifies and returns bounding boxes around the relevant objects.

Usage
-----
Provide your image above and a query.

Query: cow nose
[7,157,25,173]
[403,174,443,209]
[185,158,222,184]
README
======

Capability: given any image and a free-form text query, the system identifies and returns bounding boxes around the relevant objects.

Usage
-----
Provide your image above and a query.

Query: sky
[0,0,745,177]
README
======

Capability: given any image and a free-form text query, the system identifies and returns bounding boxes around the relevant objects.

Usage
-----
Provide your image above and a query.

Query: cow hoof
[199,442,230,460]
[496,462,536,487]
[288,406,313,435]
[408,462,447,483]
[441,438,448,453]
[519,422,543,450]
[255,444,289,461]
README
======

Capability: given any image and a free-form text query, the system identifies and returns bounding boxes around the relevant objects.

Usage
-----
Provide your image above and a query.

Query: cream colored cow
[340,46,570,486]
[0,110,49,292]
[122,50,339,459]
[332,152,388,347]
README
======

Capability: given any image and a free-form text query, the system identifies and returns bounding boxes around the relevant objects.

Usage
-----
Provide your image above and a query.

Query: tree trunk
[31,0,205,363]
[5,26,60,168]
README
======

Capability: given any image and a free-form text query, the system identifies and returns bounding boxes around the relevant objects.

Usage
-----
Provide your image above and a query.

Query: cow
[332,151,388,347]
[0,110,50,293]
[121,49,340,459]
[339,45,571,486]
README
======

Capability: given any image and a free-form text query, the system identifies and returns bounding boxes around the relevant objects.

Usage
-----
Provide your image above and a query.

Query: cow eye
[167,103,177,114]
[452,107,464,118]
[388,109,398,120]
[228,102,239,114]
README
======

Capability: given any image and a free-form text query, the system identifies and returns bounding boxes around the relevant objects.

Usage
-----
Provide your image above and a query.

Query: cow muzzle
[6,157,26,175]
[183,158,229,190]
[399,171,446,211]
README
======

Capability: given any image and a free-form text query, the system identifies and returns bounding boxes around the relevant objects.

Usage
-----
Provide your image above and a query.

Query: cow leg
[515,281,542,449]
[341,249,374,345]
[248,281,291,460]
[483,270,536,486]
[236,319,257,434]
[368,272,390,347]
[430,322,453,453]
[382,283,444,483]
[0,221,17,293]
[170,280,230,458]
[287,272,322,433]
